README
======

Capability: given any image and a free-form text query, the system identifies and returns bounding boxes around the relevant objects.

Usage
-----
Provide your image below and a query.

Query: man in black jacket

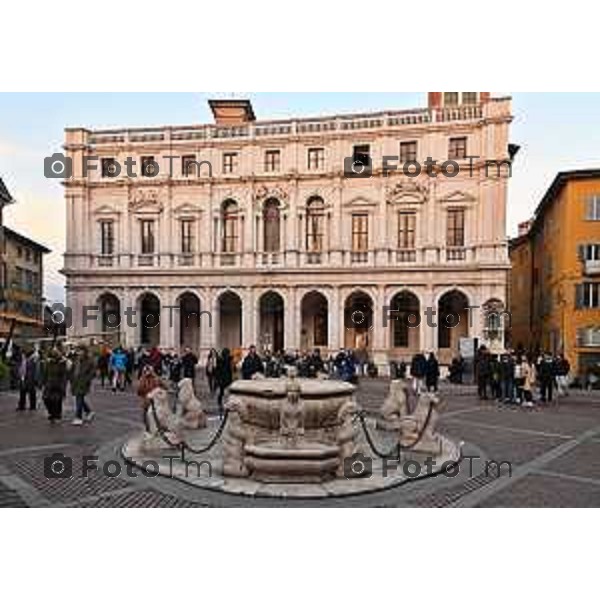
[241,345,264,380]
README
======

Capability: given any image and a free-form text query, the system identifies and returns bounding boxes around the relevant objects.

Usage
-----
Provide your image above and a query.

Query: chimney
[208,99,256,126]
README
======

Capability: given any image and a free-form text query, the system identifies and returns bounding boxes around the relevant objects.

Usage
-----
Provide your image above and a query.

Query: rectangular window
[352,214,369,253]
[398,212,416,249]
[447,209,465,247]
[585,196,600,220]
[399,141,417,164]
[448,137,468,160]
[140,220,155,255]
[352,144,370,165]
[576,283,600,309]
[141,156,157,177]
[181,155,197,177]
[14,266,24,289]
[24,270,34,293]
[100,221,115,255]
[581,244,600,261]
[444,92,459,106]
[264,150,281,172]
[223,152,238,174]
[101,158,118,177]
[462,92,478,105]
[308,147,325,170]
[180,220,194,254]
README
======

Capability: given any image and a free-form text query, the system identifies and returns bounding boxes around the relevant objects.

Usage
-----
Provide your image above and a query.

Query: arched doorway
[300,291,328,350]
[138,292,161,348]
[389,291,420,357]
[344,291,373,351]
[218,291,242,350]
[178,292,201,351]
[97,293,121,346]
[438,290,469,362]
[259,291,284,353]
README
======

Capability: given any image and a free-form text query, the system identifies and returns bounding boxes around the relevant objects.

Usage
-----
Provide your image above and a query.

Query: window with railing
[140,220,155,255]
[263,198,281,253]
[180,220,194,254]
[221,200,239,254]
[100,220,114,255]
[352,213,368,261]
[447,208,465,248]
[398,211,416,249]
[306,197,325,254]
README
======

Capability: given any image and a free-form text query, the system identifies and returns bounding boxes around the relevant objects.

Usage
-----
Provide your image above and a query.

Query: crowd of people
[474,347,571,406]
[2,338,585,427]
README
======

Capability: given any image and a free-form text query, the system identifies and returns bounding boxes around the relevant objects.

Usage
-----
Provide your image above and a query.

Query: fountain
[122,372,461,499]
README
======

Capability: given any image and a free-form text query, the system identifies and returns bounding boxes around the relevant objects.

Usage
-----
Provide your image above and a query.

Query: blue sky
[1,92,599,303]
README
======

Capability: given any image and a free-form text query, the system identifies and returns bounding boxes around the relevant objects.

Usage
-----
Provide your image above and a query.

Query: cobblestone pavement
[1,377,599,507]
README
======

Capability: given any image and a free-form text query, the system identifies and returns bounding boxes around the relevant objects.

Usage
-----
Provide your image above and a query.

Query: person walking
[70,346,96,426]
[555,354,571,397]
[410,352,427,395]
[42,349,68,423]
[205,348,218,395]
[476,347,491,400]
[215,348,233,417]
[241,345,264,380]
[500,353,515,403]
[522,356,537,408]
[425,352,440,393]
[97,346,110,388]
[109,346,128,393]
[538,353,555,404]
[17,349,38,411]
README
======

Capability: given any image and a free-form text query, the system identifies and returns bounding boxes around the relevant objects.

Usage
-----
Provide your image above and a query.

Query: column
[286,287,299,350]
[329,287,341,352]
[243,287,256,349]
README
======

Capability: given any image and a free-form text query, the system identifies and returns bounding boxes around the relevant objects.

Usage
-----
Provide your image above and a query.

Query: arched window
[263,198,281,252]
[221,199,239,253]
[305,196,325,252]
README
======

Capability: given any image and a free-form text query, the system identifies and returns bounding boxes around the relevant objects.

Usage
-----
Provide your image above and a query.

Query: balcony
[446,247,466,262]
[351,251,369,264]
[578,327,600,348]
[178,254,194,267]
[584,260,600,276]
[220,253,237,267]
[97,256,114,267]
[306,252,322,265]
[137,255,155,267]
[396,249,417,263]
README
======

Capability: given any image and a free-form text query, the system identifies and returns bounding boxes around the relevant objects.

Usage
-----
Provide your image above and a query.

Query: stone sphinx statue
[144,387,182,450]
[279,377,304,447]
[399,392,444,455]
[178,378,207,430]
[377,379,409,431]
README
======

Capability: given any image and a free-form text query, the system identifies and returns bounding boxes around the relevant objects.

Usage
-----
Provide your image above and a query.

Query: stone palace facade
[63,92,513,365]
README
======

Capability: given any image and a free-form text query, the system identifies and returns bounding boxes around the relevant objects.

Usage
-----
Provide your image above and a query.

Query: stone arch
[300,290,329,350]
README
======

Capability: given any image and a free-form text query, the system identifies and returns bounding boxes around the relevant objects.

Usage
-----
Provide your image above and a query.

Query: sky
[1,92,599,304]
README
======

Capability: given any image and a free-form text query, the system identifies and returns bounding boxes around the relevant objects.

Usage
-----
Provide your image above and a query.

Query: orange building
[509,169,600,379]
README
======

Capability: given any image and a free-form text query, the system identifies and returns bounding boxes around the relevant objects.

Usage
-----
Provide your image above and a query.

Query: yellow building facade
[509,170,600,377]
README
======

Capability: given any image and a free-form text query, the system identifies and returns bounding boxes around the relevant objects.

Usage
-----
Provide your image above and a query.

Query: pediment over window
[438,190,477,204]
[343,196,378,210]
[93,204,121,217]
[386,180,429,204]
[172,203,202,217]
[253,185,289,212]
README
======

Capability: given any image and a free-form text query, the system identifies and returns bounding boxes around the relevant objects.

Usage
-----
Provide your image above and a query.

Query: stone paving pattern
[1,377,599,507]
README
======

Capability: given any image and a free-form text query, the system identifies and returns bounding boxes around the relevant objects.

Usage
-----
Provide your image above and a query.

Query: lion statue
[178,378,207,429]
[376,379,409,431]
[143,386,182,450]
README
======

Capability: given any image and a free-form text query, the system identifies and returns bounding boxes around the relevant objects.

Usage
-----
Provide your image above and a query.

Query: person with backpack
[109,346,128,393]
[410,352,427,395]
[69,346,96,426]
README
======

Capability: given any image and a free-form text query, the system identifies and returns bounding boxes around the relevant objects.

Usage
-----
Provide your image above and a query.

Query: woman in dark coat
[425,352,440,393]
[42,349,69,423]
[70,346,96,425]
[215,348,233,417]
